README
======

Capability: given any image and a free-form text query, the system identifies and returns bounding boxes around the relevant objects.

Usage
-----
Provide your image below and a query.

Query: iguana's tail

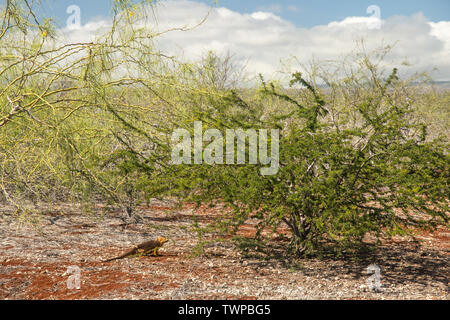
[102,248,136,262]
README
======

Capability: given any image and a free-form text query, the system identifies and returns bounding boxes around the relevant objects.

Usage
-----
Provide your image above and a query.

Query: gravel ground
[0,200,448,300]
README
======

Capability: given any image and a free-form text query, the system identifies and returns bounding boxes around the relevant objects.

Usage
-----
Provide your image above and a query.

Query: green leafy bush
[174,66,449,257]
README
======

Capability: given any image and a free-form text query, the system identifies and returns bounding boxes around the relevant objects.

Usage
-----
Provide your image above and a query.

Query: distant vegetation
[1,0,448,257]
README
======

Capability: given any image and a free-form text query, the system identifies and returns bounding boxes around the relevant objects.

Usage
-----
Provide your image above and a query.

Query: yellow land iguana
[102,237,169,262]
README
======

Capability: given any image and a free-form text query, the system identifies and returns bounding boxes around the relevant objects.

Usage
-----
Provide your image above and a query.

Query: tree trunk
[284,212,312,257]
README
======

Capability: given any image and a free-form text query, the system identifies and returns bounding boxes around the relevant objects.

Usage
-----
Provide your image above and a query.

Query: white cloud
[429,21,450,46]
[59,0,450,81]
[327,16,384,30]
[60,19,111,43]
[256,4,283,14]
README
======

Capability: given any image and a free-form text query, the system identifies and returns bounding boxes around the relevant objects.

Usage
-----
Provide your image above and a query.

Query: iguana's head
[157,236,169,245]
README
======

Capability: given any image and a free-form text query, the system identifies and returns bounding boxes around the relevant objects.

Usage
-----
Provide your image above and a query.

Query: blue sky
[205,0,450,27]
[2,0,449,80]
[11,0,450,28]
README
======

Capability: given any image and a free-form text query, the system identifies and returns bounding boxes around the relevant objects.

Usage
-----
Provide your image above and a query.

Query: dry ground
[0,200,448,300]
